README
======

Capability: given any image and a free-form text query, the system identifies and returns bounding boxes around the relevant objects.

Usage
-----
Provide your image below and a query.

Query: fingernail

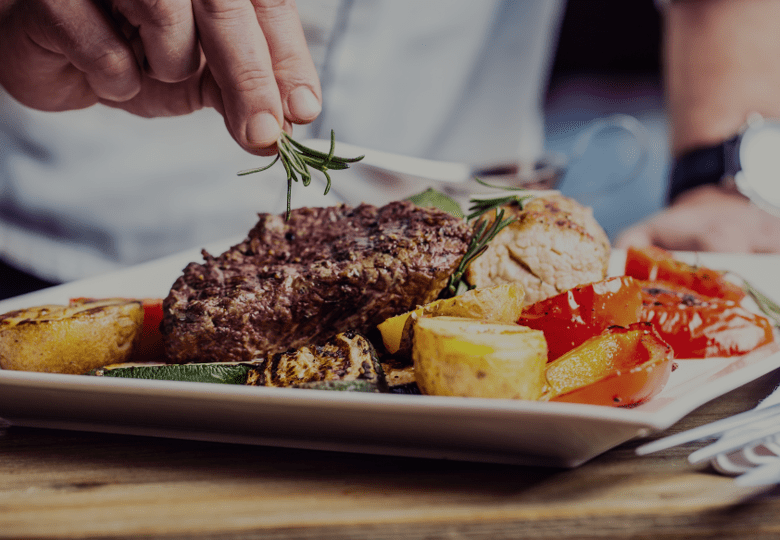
[246,113,281,146]
[288,87,321,121]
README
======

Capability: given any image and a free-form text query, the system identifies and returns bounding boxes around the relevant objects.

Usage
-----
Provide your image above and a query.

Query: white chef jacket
[0,0,565,283]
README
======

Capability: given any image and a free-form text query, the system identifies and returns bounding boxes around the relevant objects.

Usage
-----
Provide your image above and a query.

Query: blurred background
[545,0,665,238]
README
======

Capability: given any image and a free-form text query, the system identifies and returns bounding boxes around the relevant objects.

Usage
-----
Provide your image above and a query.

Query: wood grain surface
[2,371,780,540]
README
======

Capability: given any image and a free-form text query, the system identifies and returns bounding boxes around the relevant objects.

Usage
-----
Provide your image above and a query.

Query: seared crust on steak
[162,201,472,363]
[465,194,610,304]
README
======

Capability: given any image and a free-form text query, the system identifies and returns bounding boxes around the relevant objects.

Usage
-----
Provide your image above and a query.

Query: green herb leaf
[406,188,464,218]
[466,178,534,221]
[740,277,780,328]
[440,208,516,298]
[238,130,364,219]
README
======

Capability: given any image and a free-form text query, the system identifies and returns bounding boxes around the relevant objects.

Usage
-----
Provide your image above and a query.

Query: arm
[666,0,780,155]
[615,0,780,252]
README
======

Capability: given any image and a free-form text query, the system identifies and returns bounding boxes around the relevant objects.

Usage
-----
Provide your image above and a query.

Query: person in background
[0,0,778,301]
[614,0,780,252]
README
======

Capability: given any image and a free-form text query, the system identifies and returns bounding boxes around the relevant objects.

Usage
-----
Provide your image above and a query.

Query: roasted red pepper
[546,322,674,407]
[70,297,164,360]
[134,298,165,361]
[517,276,643,361]
[625,245,745,302]
[637,281,774,358]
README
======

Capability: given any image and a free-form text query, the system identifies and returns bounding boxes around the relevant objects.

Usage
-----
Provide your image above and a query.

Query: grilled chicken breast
[465,194,610,304]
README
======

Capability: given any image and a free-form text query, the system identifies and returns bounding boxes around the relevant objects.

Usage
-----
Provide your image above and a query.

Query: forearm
[665,0,780,156]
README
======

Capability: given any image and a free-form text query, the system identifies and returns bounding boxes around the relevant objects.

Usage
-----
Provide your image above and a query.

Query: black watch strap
[668,135,740,203]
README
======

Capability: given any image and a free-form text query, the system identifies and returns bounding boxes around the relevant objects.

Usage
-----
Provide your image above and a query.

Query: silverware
[636,385,780,486]
[305,115,649,187]
[298,138,567,187]
[300,114,649,209]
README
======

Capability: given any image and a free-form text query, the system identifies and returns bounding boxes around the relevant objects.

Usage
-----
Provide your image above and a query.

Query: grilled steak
[465,194,610,304]
[162,201,472,363]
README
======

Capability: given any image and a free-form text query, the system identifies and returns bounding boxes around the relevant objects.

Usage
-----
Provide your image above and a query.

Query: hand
[614,185,780,254]
[0,0,321,154]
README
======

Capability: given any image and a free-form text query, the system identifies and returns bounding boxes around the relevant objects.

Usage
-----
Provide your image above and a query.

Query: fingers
[99,65,208,118]
[111,0,200,83]
[192,0,280,151]
[612,225,653,250]
[252,0,321,124]
[23,0,142,104]
[613,212,706,252]
[192,0,321,152]
[613,202,738,253]
[614,186,780,254]
[3,0,320,155]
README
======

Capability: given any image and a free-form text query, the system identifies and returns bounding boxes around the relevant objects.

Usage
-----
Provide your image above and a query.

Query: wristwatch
[669,114,780,216]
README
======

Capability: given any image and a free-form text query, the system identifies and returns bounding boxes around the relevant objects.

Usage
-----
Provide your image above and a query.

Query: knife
[299,138,567,187]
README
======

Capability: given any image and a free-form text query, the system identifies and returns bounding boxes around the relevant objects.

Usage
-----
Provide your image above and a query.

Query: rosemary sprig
[466,178,534,221]
[441,208,516,298]
[433,179,539,297]
[739,277,780,328]
[237,130,364,219]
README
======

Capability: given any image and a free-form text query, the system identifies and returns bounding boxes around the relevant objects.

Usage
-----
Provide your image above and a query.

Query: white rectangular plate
[1,244,779,467]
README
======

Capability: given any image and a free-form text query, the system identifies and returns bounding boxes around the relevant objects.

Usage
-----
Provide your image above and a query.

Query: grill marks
[246,331,384,388]
[162,202,472,364]
[465,195,611,304]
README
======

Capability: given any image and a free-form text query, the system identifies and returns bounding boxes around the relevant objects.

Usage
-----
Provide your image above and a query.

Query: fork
[636,384,780,486]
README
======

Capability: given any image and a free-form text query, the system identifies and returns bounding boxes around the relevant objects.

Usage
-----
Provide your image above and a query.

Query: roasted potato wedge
[0,299,144,374]
[412,316,547,400]
[378,283,525,357]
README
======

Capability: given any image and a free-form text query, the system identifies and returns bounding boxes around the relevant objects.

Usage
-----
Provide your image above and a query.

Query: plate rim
[1,245,779,466]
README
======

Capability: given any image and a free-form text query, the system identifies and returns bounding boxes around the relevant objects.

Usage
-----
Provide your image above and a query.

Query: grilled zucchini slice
[91,362,259,384]
[92,331,388,392]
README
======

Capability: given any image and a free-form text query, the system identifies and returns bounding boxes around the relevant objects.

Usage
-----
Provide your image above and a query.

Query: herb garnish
[406,188,465,219]
[441,208,516,298]
[238,130,364,219]
[465,178,535,221]
[740,277,780,328]
[417,179,537,298]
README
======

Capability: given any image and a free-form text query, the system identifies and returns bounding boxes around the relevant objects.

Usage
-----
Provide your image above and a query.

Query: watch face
[738,121,780,210]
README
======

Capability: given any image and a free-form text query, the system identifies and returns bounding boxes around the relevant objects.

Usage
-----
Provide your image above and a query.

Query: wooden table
[2,371,780,540]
